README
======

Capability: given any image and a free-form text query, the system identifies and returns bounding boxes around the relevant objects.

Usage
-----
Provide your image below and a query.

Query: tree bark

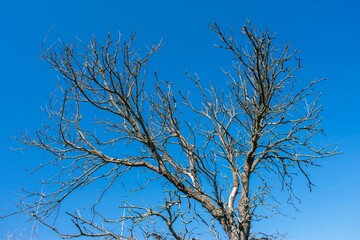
[239,167,251,240]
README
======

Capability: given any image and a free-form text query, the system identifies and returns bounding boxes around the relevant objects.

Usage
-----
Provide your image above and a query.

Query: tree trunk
[238,168,251,240]
[221,169,251,240]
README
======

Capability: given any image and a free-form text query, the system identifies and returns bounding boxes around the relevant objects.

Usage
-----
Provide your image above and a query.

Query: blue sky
[0,0,359,239]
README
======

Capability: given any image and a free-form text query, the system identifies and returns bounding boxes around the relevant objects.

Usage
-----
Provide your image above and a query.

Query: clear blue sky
[0,0,359,239]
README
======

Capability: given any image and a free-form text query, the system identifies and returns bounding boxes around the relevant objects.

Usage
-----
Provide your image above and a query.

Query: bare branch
[5,22,339,240]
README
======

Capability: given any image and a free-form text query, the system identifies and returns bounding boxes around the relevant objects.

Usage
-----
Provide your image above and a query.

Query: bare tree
[6,22,337,240]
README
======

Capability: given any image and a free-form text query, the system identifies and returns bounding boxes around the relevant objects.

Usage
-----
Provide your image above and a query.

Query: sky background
[0,0,359,239]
